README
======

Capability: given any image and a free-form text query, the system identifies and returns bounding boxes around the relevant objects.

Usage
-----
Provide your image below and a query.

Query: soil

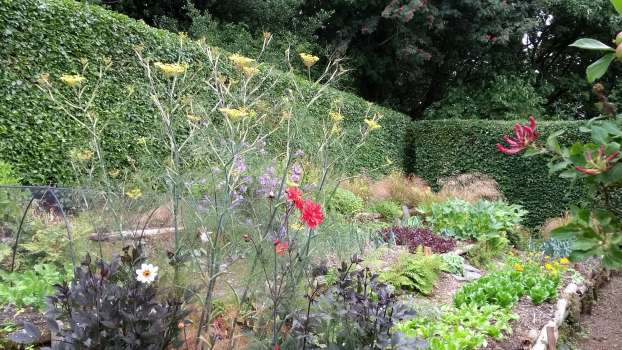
[576,272,622,350]
[428,272,465,305]
[484,296,556,350]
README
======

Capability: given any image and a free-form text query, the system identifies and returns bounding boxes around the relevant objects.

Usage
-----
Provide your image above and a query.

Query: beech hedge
[0,0,409,184]
[405,120,588,227]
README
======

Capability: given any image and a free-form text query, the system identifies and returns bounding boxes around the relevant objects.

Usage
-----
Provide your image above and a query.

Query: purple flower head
[257,166,280,198]
[294,149,305,158]
[290,163,303,183]
[233,155,246,174]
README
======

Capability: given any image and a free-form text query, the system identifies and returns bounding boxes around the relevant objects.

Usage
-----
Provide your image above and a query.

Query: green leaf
[611,0,622,15]
[586,54,616,83]
[570,38,615,51]
[591,125,610,144]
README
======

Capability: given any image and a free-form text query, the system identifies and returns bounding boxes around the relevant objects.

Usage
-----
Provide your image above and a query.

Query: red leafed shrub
[379,226,456,253]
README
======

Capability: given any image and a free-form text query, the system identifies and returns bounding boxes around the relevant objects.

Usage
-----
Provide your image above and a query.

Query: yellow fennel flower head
[219,107,249,121]
[559,257,570,265]
[60,74,86,87]
[37,73,50,86]
[544,263,554,271]
[126,187,143,200]
[242,66,260,77]
[290,222,304,231]
[154,62,188,77]
[513,263,524,272]
[330,123,342,136]
[364,118,381,131]
[299,53,320,68]
[329,111,344,123]
[187,114,202,123]
[108,169,120,178]
[228,53,255,69]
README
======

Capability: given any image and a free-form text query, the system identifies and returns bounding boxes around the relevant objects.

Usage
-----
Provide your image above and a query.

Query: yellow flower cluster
[60,74,86,87]
[71,149,93,161]
[513,263,524,272]
[329,111,344,123]
[187,114,202,123]
[242,66,260,77]
[219,107,250,122]
[228,53,255,68]
[126,187,143,200]
[364,118,381,131]
[299,53,320,68]
[154,62,188,77]
[328,110,345,135]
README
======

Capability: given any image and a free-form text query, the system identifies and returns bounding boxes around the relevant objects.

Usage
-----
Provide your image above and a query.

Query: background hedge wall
[405,120,588,227]
[0,0,592,226]
[0,0,409,185]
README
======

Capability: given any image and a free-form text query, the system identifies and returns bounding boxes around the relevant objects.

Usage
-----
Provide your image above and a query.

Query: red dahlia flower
[575,145,620,176]
[273,239,289,256]
[496,116,539,155]
[301,200,324,229]
[286,186,304,209]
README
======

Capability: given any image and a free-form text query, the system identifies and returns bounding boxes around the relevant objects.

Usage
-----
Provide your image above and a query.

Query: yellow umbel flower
[329,111,344,123]
[126,188,143,200]
[513,263,524,272]
[108,169,121,178]
[60,74,86,87]
[219,107,249,121]
[290,222,304,231]
[544,263,554,271]
[299,53,320,68]
[228,54,255,68]
[559,257,570,265]
[154,62,188,77]
[187,114,202,123]
[364,118,381,131]
[243,66,260,77]
[330,123,342,136]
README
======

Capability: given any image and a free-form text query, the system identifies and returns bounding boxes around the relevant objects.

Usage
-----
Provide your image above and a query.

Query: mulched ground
[484,296,555,350]
[577,272,622,350]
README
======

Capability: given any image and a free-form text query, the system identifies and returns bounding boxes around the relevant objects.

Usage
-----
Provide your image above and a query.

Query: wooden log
[89,227,182,241]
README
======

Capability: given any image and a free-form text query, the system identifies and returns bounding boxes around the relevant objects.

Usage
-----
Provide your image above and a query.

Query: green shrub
[0,263,69,310]
[406,120,588,227]
[419,199,526,241]
[371,200,402,221]
[0,0,409,184]
[378,249,442,295]
[0,161,19,185]
[327,188,364,216]
[440,253,464,275]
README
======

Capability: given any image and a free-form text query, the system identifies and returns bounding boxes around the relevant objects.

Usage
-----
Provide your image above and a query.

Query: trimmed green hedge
[0,0,409,184]
[405,120,588,227]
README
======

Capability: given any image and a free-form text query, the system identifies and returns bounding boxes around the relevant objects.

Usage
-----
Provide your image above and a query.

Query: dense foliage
[0,0,408,184]
[0,263,68,310]
[378,226,456,254]
[408,120,588,226]
[99,0,622,120]
[378,250,442,295]
[419,199,526,241]
[46,247,189,349]
[290,260,424,349]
